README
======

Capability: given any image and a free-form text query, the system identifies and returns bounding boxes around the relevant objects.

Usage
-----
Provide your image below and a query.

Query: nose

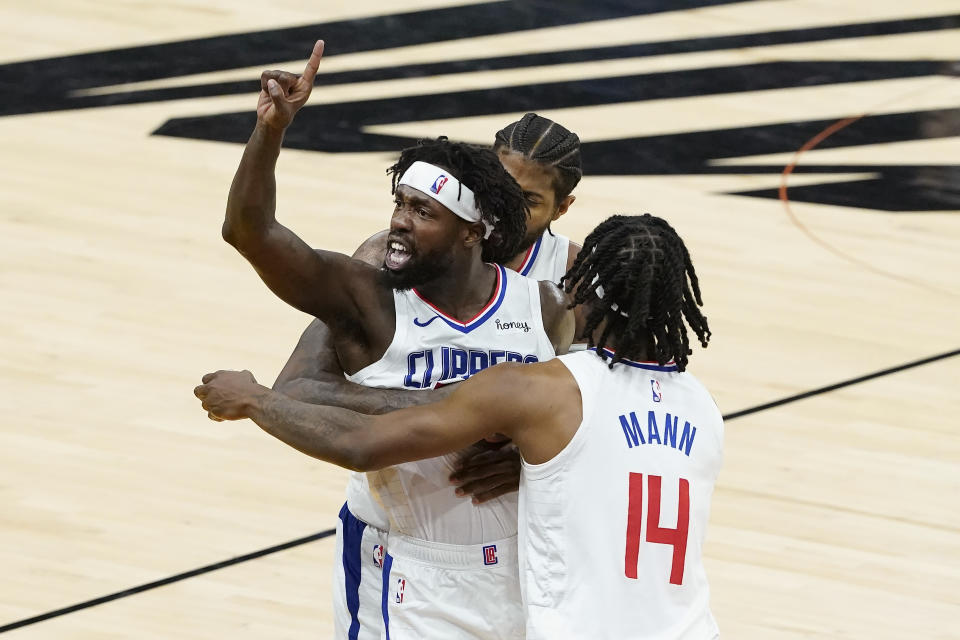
[390,205,413,232]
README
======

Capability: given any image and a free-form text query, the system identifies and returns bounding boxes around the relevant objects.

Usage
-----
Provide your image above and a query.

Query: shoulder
[537,280,575,353]
[352,229,389,266]
[537,279,569,321]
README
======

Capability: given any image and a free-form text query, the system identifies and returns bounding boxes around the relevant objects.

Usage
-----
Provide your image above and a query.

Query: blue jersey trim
[518,235,543,276]
[413,265,508,334]
[589,347,679,372]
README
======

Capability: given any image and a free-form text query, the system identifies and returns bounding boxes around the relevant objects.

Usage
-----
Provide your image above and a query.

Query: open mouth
[385,239,412,270]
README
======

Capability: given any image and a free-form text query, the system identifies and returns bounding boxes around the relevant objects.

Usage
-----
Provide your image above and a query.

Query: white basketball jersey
[347,264,557,544]
[512,231,570,284]
[520,349,723,640]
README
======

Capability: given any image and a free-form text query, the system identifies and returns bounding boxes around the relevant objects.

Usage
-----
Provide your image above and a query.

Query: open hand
[257,40,324,131]
[193,370,264,421]
[449,440,521,504]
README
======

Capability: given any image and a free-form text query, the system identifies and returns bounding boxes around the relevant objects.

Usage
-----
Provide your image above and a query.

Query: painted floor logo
[3,3,956,212]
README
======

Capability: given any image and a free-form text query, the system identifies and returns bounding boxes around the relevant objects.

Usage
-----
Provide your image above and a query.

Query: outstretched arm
[272,231,455,412]
[222,40,382,327]
[273,316,455,413]
[194,360,580,470]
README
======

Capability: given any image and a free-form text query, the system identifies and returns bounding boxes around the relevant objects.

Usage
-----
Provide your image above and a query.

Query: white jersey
[513,231,570,284]
[347,264,556,544]
[520,350,723,640]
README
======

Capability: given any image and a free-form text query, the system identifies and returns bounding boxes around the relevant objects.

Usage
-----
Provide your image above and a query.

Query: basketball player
[221,41,572,638]
[273,112,586,505]
[196,214,723,639]
[271,112,586,639]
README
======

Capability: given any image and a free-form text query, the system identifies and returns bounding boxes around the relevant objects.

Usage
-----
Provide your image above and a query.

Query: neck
[593,332,657,362]
[413,256,497,322]
[504,233,541,272]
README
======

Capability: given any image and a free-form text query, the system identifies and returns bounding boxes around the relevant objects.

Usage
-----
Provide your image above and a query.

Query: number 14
[624,473,690,585]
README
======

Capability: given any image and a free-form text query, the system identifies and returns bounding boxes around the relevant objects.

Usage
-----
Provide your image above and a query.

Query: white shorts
[332,503,388,640]
[381,532,524,640]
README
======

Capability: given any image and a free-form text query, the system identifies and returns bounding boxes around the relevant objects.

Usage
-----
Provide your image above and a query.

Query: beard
[516,220,552,255]
[378,247,455,291]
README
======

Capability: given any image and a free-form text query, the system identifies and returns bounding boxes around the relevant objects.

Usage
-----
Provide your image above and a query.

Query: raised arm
[222,40,383,328]
[195,359,581,471]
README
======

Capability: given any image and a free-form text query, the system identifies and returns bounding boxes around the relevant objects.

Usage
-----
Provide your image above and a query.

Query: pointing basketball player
[270,113,586,638]
[273,112,586,503]
[196,214,723,640]
[220,40,572,639]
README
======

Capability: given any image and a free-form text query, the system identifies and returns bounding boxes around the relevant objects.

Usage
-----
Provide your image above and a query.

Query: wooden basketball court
[1,1,958,637]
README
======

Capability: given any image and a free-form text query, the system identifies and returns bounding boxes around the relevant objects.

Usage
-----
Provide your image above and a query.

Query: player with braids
[563,214,711,371]
[494,111,582,207]
[386,136,528,265]
[199,213,724,640]
[493,113,584,284]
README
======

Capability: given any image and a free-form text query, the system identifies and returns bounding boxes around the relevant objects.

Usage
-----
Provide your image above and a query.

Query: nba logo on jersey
[396,578,406,603]
[372,544,384,569]
[430,175,448,194]
[651,379,662,403]
[483,544,498,566]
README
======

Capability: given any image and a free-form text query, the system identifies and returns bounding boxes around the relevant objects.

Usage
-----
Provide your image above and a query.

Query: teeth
[390,242,407,252]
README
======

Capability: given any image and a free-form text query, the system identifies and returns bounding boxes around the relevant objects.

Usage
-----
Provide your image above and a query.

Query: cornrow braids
[561,214,711,372]
[494,113,583,201]
[387,137,528,264]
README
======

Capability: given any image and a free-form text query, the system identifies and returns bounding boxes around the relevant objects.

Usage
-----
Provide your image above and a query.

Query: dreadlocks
[387,137,528,264]
[562,214,711,372]
[494,113,582,202]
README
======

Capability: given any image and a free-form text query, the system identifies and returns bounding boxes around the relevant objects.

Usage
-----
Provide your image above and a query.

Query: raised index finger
[301,40,325,85]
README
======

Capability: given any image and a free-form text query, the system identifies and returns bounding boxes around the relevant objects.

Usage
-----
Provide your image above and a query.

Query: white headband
[398,161,493,239]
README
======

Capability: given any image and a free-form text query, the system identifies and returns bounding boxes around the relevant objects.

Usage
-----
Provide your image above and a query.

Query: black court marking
[722,348,960,421]
[0,529,335,634]
[1,12,953,115]
[2,350,957,633]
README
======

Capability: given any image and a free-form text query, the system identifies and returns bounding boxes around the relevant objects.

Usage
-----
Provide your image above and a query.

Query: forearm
[279,373,454,415]
[246,386,374,471]
[223,123,284,247]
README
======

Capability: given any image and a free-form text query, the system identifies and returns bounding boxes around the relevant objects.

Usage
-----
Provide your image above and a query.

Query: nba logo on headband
[431,175,448,194]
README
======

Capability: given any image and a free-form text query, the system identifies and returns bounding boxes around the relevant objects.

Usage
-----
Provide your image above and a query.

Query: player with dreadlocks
[385,135,528,268]
[264,112,588,638]
[217,41,573,639]
[198,213,724,640]
[563,214,711,370]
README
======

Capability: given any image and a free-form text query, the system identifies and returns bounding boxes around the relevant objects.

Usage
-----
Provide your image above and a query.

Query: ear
[462,221,486,249]
[551,194,576,222]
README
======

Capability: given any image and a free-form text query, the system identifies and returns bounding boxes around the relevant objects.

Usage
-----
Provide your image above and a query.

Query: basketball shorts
[380,532,524,640]
[332,502,389,640]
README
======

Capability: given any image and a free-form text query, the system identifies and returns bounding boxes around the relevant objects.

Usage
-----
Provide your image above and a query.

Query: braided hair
[494,113,582,202]
[387,137,528,264]
[562,215,711,372]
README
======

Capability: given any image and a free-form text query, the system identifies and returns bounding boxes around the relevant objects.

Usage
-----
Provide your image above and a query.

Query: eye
[417,208,430,218]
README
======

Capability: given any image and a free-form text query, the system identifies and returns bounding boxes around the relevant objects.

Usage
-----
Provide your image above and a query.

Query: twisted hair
[387,137,528,263]
[561,214,711,372]
[493,113,582,202]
